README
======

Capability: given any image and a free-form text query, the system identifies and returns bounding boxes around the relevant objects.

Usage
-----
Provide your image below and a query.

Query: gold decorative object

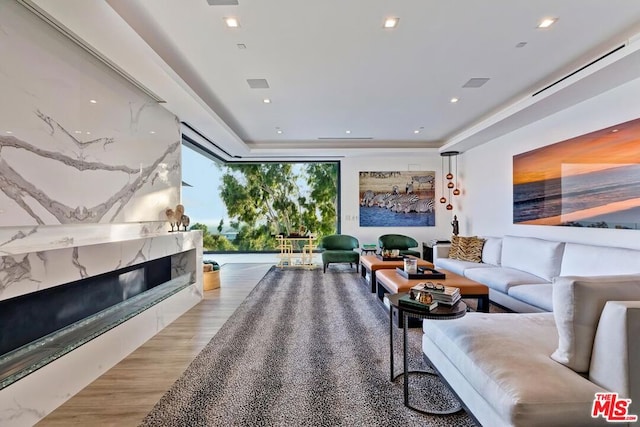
[418,292,433,304]
[165,208,176,232]
[167,204,185,232]
[175,204,185,219]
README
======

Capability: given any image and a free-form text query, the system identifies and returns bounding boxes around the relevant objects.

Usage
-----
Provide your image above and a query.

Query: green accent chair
[378,234,421,258]
[319,234,360,273]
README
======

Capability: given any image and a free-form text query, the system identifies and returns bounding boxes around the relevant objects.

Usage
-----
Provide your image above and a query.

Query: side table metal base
[391,370,463,415]
[389,304,464,416]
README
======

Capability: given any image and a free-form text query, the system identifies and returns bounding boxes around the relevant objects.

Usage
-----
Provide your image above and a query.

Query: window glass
[182,143,339,251]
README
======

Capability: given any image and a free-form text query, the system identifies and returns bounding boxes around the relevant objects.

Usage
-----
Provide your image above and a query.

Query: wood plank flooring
[37,263,273,427]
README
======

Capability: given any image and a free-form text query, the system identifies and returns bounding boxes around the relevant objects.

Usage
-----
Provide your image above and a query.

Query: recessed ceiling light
[74,130,82,134]
[89,99,97,104]
[276,130,283,134]
[86,131,91,135]
[263,98,271,104]
[611,129,619,133]
[149,131,156,134]
[225,17,239,28]
[6,130,13,134]
[383,17,399,29]
[345,130,351,134]
[413,130,420,134]
[537,17,557,28]
[450,97,459,103]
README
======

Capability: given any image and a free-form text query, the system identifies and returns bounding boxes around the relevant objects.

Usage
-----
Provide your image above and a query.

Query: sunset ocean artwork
[513,117,640,230]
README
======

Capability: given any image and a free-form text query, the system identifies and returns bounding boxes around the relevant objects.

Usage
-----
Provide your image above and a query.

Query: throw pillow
[448,235,462,259]
[551,274,640,372]
[449,236,485,263]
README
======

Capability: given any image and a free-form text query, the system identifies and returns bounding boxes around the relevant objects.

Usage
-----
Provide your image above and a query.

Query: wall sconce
[440,151,460,210]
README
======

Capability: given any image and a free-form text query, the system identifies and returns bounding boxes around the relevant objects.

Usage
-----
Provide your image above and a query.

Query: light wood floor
[37,263,274,427]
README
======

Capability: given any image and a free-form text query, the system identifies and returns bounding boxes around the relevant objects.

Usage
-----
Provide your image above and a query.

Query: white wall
[340,154,459,248]
[461,76,640,249]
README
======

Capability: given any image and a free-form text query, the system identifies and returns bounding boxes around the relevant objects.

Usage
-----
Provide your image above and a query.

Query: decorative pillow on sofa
[551,274,640,372]
[449,236,485,263]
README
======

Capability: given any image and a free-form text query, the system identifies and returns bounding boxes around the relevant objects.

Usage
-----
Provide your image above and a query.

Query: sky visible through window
[181,144,228,231]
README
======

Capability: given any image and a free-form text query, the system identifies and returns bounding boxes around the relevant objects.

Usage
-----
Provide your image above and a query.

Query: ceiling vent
[207,0,239,5]
[247,79,270,89]
[462,78,490,88]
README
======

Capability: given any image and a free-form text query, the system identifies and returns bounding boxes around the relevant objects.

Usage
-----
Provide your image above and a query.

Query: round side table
[387,293,467,415]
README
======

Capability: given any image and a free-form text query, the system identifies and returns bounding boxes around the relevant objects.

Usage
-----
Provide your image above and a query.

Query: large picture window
[182,143,339,251]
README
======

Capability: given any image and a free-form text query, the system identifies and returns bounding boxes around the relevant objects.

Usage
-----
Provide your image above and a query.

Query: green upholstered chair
[319,234,360,273]
[378,234,421,258]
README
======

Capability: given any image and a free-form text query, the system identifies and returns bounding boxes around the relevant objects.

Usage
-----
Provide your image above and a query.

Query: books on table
[411,283,461,306]
[399,294,438,311]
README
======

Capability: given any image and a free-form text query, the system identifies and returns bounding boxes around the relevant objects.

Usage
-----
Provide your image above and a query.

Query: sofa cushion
[447,235,466,260]
[321,249,359,263]
[560,242,640,277]
[507,283,553,312]
[449,235,485,263]
[464,267,549,293]
[589,301,640,408]
[422,312,608,426]
[481,237,502,266]
[436,258,494,276]
[551,274,640,372]
[501,236,565,282]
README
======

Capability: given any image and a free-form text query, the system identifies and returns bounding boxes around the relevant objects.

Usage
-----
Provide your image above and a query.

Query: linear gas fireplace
[0,226,203,425]
[0,252,194,390]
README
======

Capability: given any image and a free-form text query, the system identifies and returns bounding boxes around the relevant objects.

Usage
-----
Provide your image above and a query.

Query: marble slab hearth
[0,222,199,302]
[0,224,203,427]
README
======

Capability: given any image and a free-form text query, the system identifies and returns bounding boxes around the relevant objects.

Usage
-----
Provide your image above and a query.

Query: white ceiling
[27,0,640,159]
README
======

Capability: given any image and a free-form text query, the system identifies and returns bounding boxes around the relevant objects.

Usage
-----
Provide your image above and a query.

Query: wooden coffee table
[375,268,490,313]
[359,255,434,293]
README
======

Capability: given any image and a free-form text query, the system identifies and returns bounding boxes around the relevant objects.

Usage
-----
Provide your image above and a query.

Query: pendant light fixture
[440,151,460,210]
[439,155,447,204]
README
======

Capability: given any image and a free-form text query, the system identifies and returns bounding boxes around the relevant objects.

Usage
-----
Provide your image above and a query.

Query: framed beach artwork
[359,171,436,227]
[513,116,640,230]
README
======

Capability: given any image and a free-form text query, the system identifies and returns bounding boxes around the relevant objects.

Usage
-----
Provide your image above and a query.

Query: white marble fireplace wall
[0,3,203,425]
[0,1,181,226]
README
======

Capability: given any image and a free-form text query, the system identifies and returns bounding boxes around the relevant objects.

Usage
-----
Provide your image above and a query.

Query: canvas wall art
[359,171,436,227]
[513,116,640,230]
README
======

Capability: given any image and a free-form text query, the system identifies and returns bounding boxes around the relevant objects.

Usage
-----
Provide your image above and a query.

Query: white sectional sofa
[424,235,640,426]
[434,235,640,312]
